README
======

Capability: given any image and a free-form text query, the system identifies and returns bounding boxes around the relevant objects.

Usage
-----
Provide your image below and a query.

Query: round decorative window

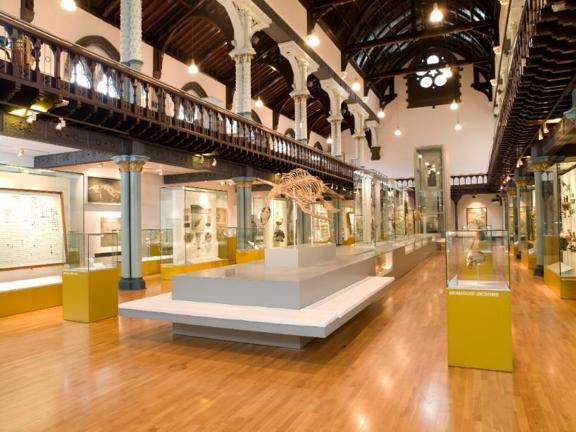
[416,54,449,89]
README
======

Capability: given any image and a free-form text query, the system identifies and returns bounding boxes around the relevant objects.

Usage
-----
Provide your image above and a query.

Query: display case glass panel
[142,229,161,259]
[340,201,355,245]
[518,185,535,260]
[160,186,229,266]
[66,232,119,271]
[446,230,510,289]
[414,146,450,234]
[543,162,576,279]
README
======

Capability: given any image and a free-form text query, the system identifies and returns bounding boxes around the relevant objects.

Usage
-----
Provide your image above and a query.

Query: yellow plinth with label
[447,286,512,372]
[62,267,120,323]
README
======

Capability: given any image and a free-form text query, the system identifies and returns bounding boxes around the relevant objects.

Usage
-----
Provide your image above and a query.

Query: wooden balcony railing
[0,12,354,184]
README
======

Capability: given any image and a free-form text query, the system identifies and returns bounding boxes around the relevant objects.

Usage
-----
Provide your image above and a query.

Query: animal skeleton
[257,169,343,226]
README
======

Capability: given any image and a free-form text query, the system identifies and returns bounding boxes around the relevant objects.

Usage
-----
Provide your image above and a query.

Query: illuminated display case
[446,230,510,289]
[340,200,355,245]
[160,186,229,266]
[414,146,450,235]
[142,229,161,259]
[543,161,576,298]
[66,232,119,271]
[505,187,517,247]
[517,181,536,267]
[253,196,292,248]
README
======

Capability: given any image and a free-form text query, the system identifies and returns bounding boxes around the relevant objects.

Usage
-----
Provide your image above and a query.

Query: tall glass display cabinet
[414,146,450,234]
[517,179,536,269]
[505,186,517,253]
[160,186,231,272]
[353,170,376,247]
[543,161,576,299]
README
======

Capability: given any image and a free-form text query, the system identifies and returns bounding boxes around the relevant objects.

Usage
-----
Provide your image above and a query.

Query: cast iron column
[112,155,149,290]
[233,177,254,249]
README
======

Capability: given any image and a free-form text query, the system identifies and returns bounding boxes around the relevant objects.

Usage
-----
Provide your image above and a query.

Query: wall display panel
[466,207,488,230]
[87,176,120,204]
[0,188,66,270]
[100,217,121,247]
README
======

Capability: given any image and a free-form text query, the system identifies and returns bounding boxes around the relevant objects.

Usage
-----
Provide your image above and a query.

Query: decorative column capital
[527,155,564,172]
[515,176,534,187]
[112,154,149,172]
[320,78,349,118]
[232,176,255,188]
[348,103,369,137]
[279,41,319,95]
[218,0,271,55]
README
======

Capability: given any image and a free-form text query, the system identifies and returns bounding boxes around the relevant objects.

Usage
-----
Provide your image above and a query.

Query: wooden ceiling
[77,0,352,138]
[302,0,499,103]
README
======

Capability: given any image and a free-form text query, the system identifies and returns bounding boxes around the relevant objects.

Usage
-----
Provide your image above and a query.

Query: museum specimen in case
[66,232,119,271]
[160,186,229,267]
[446,230,510,289]
[414,145,450,235]
[543,161,576,298]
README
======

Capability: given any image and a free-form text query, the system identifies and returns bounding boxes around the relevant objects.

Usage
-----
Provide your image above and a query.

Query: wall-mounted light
[306,34,320,47]
[17,148,24,157]
[377,108,385,119]
[255,96,264,108]
[61,0,77,12]
[429,2,443,23]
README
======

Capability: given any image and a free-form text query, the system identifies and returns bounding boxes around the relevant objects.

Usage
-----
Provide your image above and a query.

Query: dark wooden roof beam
[345,20,494,53]
[368,56,491,80]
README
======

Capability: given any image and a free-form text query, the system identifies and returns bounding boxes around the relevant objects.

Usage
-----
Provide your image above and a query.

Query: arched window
[313,142,323,152]
[284,128,295,139]
[181,81,208,98]
[71,61,91,88]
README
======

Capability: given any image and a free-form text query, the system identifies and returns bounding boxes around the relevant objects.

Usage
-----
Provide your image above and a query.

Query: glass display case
[340,201,355,245]
[518,181,536,266]
[160,186,229,266]
[394,187,407,237]
[142,229,162,259]
[505,187,517,248]
[446,230,510,289]
[253,195,293,248]
[414,146,450,234]
[543,161,576,298]
[66,232,119,271]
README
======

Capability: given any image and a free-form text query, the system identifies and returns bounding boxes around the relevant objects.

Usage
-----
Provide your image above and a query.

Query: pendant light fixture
[351,79,361,92]
[429,2,443,23]
[255,97,264,108]
[306,33,320,47]
[454,121,462,131]
[450,100,459,111]
[394,104,401,136]
[326,137,333,145]
[188,61,199,74]
[61,0,77,12]
[377,108,386,119]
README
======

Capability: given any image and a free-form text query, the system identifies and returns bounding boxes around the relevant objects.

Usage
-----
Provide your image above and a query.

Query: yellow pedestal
[544,266,576,299]
[521,252,536,270]
[236,249,264,264]
[0,283,62,318]
[142,258,161,276]
[62,267,120,323]
[447,287,513,372]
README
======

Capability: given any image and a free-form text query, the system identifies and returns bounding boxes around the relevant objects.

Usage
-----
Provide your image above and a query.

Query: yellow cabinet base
[236,249,264,264]
[0,283,62,318]
[544,266,576,299]
[521,253,536,270]
[447,287,513,372]
[62,267,120,323]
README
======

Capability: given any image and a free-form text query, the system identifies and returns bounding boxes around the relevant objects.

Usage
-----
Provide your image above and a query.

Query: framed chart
[466,207,487,230]
[0,188,67,271]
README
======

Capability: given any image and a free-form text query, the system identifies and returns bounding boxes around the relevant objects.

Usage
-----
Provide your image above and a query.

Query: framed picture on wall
[100,217,121,247]
[87,177,120,204]
[466,207,487,230]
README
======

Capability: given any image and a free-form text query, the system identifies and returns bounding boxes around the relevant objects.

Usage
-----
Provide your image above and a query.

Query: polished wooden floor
[2,254,576,432]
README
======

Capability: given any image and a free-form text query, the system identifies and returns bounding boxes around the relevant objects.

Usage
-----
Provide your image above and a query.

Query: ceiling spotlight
[441,66,453,78]
[351,80,361,91]
[429,2,443,23]
[493,46,502,55]
[17,148,24,157]
[450,100,459,110]
[490,78,497,87]
[55,117,66,130]
[454,121,462,131]
[188,60,199,74]
[516,158,523,168]
[26,112,37,124]
[326,137,333,144]
[60,0,77,12]
[394,128,402,137]
[377,109,385,119]
[212,158,217,167]
[306,33,320,47]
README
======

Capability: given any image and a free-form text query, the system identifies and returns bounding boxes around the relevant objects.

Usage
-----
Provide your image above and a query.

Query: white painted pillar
[120,0,143,71]
[112,155,149,290]
[279,42,319,145]
[320,78,349,158]
[218,0,271,118]
[366,120,380,161]
[348,103,369,167]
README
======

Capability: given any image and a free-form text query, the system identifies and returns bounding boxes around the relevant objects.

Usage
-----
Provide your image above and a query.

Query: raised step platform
[120,276,393,349]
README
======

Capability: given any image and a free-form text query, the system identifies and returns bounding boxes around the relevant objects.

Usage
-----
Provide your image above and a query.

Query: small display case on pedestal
[445,230,512,372]
[62,232,120,323]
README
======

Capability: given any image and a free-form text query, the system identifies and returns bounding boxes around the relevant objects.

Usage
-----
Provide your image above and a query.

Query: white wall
[455,193,503,230]
[364,66,494,178]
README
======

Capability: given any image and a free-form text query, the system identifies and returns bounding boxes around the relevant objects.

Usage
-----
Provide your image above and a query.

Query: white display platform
[0,275,62,294]
[264,243,336,268]
[120,276,394,349]
[172,251,375,308]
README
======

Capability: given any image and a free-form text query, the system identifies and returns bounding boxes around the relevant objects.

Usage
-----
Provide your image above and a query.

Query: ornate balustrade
[0,12,354,185]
